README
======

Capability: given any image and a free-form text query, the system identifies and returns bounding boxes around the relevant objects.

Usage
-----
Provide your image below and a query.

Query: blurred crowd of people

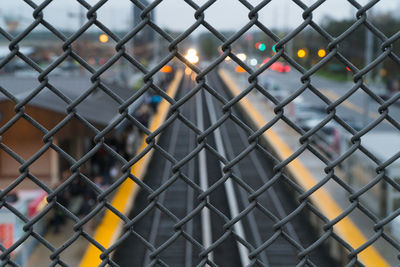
[50,64,177,232]
[51,93,162,232]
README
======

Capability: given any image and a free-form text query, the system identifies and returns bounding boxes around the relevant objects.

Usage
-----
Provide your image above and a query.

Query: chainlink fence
[1,0,400,266]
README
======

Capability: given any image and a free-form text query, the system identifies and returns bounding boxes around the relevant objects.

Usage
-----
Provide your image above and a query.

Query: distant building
[344,132,400,218]
[0,75,140,188]
[0,100,89,186]
[132,0,155,62]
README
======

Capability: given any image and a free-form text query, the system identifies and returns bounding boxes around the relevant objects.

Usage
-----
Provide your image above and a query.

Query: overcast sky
[0,0,399,33]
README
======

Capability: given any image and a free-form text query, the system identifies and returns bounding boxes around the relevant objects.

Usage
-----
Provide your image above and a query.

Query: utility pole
[362,8,374,127]
[68,5,85,75]
[78,5,85,75]
[285,1,293,58]
[78,5,84,30]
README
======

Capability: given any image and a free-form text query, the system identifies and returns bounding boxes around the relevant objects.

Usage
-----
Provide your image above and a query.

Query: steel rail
[184,77,196,267]
[143,76,197,266]
[142,100,182,266]
[204,90,251,267]
[206,74,271,266]
[218,112,271,266]
[210,73,302,245]
[195,87,214,264]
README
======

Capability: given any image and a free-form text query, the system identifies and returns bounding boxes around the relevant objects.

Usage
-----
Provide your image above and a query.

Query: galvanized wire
[0,0,400,266]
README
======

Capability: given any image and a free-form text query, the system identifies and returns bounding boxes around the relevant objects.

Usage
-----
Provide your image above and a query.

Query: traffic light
[258,43,266,51]
[272,45,277,53]
[297,49,306,58]
[318,49,326,58]
[254,42,267,51]
[255,42,266,51]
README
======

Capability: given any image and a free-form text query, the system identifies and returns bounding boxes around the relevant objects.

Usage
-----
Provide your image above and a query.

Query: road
[259,70,400,132]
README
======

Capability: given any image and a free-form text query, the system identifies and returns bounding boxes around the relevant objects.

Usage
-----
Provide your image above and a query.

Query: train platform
[26,72,185,267]
[110,71,335,267]
[27,220,92,267]
[218,69,397,266]
[27,69,396,266]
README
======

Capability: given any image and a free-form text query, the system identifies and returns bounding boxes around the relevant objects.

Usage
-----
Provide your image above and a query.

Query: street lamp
[237,53,247,62]
[185,48,199,64]
[99,34,109,43]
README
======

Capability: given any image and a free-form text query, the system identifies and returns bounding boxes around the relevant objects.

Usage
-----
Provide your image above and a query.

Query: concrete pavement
[262,70,400,131]
[222,69,398,266]
[28,220,94,267]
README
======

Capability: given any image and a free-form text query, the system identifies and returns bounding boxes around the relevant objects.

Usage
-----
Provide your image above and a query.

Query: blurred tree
[318,13,400,80]
[198,32,219,60]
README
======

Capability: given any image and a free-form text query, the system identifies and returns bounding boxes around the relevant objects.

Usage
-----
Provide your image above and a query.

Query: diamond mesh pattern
[1,0,400,266]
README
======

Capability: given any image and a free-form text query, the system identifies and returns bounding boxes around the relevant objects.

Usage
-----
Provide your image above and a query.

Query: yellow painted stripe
[79,70,183,267]
[218,69,389,267]
[321,89,381,121]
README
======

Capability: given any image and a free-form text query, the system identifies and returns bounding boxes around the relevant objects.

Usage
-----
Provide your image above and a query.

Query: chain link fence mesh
[1,0,400,266]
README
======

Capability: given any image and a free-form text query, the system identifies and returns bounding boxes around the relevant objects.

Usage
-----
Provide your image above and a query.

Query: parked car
[299,117,341,158]
[261,57,291,73]
[292,103,326,123]
[340,117,363,131]
[262,78,289,102]
[343,132,400,228]
[374,87,392,101]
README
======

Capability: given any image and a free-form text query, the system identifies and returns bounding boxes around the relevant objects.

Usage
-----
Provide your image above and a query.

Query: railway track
[112,71,336,267]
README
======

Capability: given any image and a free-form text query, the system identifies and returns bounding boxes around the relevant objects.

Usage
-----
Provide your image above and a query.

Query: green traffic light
[272,45,276,53]
[258,43,266,51]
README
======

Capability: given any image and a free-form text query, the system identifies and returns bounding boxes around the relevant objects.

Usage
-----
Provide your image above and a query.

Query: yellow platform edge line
[218,69,389,267]
[79,70,183,267]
